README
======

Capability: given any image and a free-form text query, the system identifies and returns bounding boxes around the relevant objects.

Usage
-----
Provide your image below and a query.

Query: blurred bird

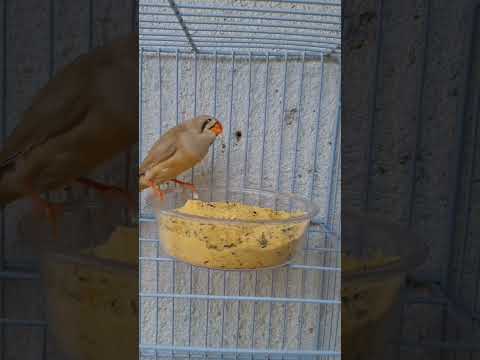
[0,33,138,237]
[139,115,223,199]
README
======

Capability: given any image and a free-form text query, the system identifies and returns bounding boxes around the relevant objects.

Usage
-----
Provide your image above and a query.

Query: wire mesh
[360,0,480,358]
[139,1,341,359]
[139,0,341,57]
[0,0,137,359]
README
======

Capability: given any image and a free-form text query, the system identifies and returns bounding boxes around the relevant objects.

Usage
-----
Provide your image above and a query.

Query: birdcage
[139,1,341,359]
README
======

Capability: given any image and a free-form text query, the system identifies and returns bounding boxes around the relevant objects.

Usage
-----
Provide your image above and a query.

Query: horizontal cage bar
[140,256,339,272]
[139,345,341,357]
[140,3,340,18]
[139,11,341,26]
[139,36,337,50]
[140,25,341,41]
[139,292,340,305]
[0,319,47,327]
[139,41,333,54]
[139,32,340,46]
[139,18,341,34]
[257,0,340,5]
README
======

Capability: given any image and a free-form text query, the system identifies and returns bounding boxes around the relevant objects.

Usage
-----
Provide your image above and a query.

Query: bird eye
[201,120,209,132]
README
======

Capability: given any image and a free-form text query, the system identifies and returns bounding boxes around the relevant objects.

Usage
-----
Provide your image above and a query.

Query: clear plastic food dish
[149,187,319,270]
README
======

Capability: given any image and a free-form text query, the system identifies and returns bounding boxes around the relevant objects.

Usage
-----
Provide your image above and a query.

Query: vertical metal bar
[156,255,160,360]
[446,2,479,300]
[44,0,55,204]
[132,0,137,32]
[188,264,193,356]
[209,51,218,195]
[158,49,162,134]
[1,1,7,358]
[309,55,325,200]
[404,3,433,355]
[326,91,341,227]
[220,271,227,352]
[176,49,179,125]
[250,271,258,360]
[260,53,270,189]
[127,0,136,226]
[205,53,217,357]
[204,270,211,353]
[276,52,288,192]
[49,0,55,78]
[315,302,323,351]
[171,49,180,353]
[139,48,144,174]
[321,236,333,349]
[188,52,197,354]
[235,272,242,359]
[453,9,480,345]
[469,81,480,360]
[243,52,253,190]
[194,53,197,117]
[364,0,384,213]
[139,48,144,355]
[171,262,176,350]
[313,58,327,352]
[297,249,307,351]
[156,43,163,344]
[281,267,290,352]
[225,52,235,192]
[407,0,430,229]
[191,52,197,185]
[88,0,93,49]
[266,270,275,349]
[331,265,340,353]
[42,325,48,360]
[327,262,337,353]
[291,52,306,194]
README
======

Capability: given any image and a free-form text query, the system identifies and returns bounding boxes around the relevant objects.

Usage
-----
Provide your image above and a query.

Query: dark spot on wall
[359,11,376,26]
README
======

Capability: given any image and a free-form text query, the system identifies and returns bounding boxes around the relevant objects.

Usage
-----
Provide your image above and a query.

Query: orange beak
[211,121,223,136]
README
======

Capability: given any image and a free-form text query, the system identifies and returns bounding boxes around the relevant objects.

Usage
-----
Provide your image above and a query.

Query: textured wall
[344,0,480,358]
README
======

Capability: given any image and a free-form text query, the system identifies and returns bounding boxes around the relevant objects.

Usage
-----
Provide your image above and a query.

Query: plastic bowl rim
[149,186,320,226]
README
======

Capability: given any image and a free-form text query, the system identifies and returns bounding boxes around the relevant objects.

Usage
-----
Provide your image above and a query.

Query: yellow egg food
[85,226,139,265]
[342,252,401,273]
[158,200,309,269]
[342,253,404,359]
[42,226,138,360]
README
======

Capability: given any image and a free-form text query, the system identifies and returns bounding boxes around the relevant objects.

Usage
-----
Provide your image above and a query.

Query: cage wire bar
[139,0,341,359]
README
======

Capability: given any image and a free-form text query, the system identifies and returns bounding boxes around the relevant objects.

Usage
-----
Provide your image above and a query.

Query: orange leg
[148,180,167,200]
[76,177,136,214]
[26,189,64,241]
[169,179,198,194]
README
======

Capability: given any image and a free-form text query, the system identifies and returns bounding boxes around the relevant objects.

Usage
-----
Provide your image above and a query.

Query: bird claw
[148,180,166,201]
[31,197,64,241]
[76,177,136,216]
[170,179,198,197]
